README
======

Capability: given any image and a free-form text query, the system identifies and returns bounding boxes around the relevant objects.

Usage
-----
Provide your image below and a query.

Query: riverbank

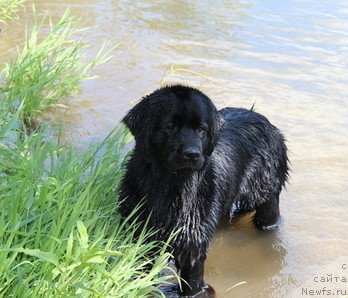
[0,3,172,296]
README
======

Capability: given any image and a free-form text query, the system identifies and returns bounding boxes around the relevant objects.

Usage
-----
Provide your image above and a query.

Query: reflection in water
[207,216,289,297]
[1,0,347,297]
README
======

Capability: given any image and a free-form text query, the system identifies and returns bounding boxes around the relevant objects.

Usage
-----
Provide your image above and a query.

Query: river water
[1,1,347,297]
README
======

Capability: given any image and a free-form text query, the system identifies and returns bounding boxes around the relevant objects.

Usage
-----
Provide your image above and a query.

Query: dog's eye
[164,123,174,131]
[197,125,207,134]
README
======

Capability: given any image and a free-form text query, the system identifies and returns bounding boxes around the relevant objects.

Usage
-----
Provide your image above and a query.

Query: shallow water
[1,1,347,297]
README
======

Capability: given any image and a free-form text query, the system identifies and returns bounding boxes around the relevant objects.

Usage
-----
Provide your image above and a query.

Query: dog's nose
[183,147,201,160]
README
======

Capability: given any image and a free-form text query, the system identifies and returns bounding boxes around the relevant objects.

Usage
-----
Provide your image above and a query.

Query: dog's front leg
[175,248,214,297]
[181,254,205,296]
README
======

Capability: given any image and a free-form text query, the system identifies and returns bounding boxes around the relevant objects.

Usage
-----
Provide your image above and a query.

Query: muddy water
[1,1,347,297]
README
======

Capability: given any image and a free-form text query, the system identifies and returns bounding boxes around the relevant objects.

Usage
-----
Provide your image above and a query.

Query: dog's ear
[122,96,151,140]
[207,113,224,156]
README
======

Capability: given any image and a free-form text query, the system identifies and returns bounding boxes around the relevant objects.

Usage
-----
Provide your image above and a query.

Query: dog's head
[123,85,222,171]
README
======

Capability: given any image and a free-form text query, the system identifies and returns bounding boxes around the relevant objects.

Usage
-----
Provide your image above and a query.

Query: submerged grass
[0,5,174,298]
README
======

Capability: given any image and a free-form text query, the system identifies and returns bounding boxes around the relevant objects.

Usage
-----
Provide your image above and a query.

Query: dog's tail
[250,101,256,111]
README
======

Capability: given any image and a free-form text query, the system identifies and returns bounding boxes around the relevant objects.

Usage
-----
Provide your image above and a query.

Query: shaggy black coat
[119,85,288,297]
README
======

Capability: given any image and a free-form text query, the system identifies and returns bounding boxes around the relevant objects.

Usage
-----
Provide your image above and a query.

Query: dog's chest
[152,174,217,245]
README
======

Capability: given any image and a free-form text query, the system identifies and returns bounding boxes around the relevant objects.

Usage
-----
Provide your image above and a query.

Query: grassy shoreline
[0,4,172,297]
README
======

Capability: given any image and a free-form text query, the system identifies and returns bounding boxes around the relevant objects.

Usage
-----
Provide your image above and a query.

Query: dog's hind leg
[253,193,280,231]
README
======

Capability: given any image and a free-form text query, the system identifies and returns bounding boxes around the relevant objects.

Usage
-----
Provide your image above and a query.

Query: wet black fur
[119,85,289,297]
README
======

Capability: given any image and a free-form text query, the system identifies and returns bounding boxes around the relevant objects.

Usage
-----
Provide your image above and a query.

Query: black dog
[119,85,288,297]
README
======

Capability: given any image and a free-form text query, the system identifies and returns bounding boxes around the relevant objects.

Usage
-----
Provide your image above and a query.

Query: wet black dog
[119,85,288,297]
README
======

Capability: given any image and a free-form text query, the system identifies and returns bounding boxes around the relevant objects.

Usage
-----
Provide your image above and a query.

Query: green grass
[0,0,24,24]
[0,125,173,297]
[1,8,112,125]
[0,5,174,298]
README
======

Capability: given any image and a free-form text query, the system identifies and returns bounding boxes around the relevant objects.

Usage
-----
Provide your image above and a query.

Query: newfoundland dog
[119,85,288,297]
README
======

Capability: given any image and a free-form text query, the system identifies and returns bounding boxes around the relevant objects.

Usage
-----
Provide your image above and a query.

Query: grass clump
[0,0,24,24]
[1,8,112,124]
[0,6,174,298]
[0,125,172,297]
